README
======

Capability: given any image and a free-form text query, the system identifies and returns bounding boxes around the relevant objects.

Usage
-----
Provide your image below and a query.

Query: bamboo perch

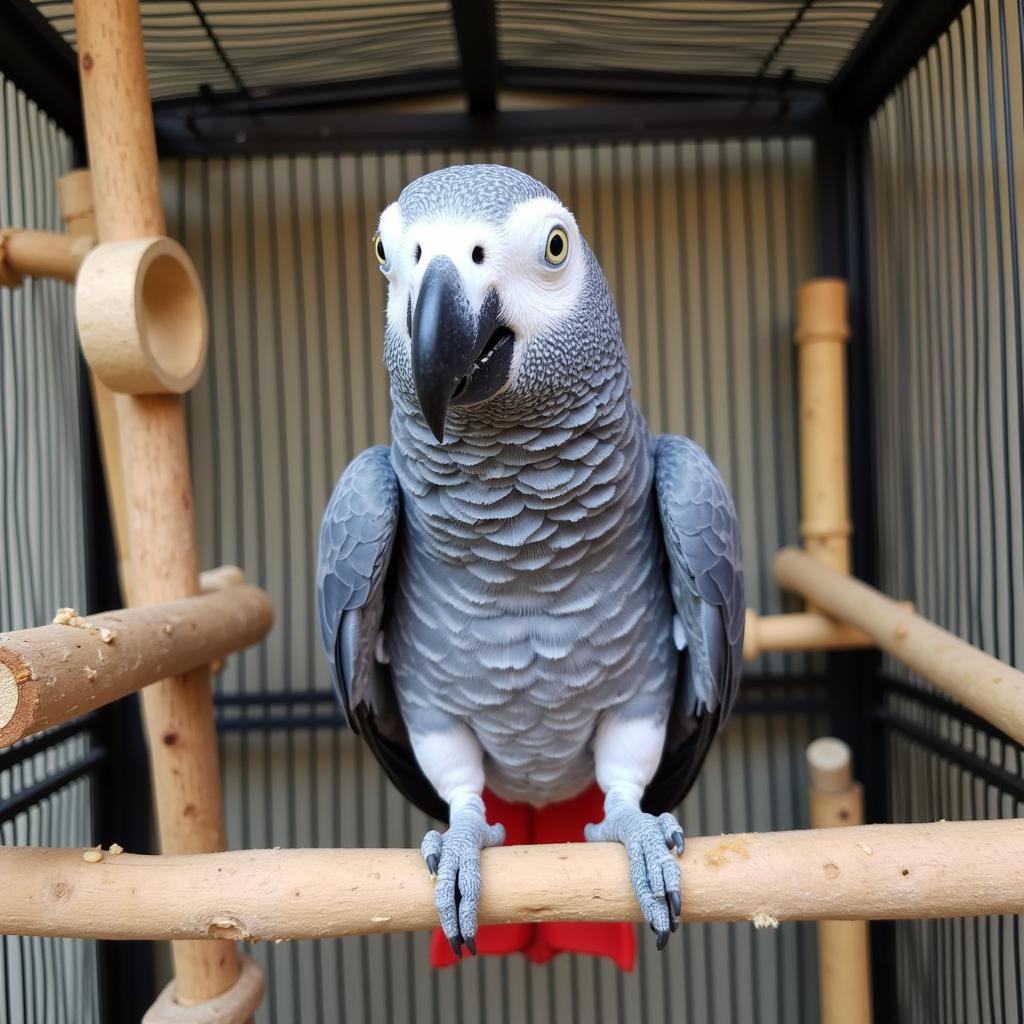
[743,279,860,661]
[796,279,852,575]
[1,820,1021,941]
[775,548,1024,746]
[0,581,272,749]
[807,739,872,1024]
[74,0,240,1003]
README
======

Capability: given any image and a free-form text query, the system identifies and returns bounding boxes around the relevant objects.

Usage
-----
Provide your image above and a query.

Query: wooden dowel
[73,0,240,1003]
[808,740,873,1024]
[775,547,1024,745]
[56,170,135,600]
[0,228,93,284]
[1,820,1021,941]
[744,610,873,661]
[796,279,852,575]
[744,605,915,660]
[0,582,273,748]
[58,169,97,237]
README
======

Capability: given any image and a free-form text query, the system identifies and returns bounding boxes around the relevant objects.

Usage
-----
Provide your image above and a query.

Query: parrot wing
[316,445,448,822]
[643,433,745,814]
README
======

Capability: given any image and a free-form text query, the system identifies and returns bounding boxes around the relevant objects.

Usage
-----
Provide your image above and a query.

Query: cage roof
[28,0,883,103]
[13,0,966,158]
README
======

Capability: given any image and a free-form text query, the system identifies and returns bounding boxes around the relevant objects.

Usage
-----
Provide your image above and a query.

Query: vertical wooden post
[795,280,852,575]
[71,0,241,1005]
[58,169,133,599]
[807,738,873,1024]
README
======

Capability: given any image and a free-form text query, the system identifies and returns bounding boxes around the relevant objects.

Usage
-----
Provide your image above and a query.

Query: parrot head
[374,164,622,441]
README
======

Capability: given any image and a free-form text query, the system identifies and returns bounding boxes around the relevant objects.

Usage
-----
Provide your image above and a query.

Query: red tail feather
[430,784,635,970]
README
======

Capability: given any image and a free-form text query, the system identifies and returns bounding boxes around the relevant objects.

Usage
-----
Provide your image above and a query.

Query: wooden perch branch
[775,547,1024,745]
[0,580,273,748]
[1,820,1020,941]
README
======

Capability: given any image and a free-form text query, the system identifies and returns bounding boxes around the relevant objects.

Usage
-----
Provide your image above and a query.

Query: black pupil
[376,238,385,261]
[414,244,422,263]
[550,233,564,257]
[472,245,484,264]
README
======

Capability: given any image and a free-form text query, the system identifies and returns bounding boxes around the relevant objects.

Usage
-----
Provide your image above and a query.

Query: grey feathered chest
[316,164,744,828]
[387,359,677,805]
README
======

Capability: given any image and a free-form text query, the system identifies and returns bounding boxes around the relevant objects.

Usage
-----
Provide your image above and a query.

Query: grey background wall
[869,0,1024,1019]
[164,138,829,1024]
[0,74,99,1024]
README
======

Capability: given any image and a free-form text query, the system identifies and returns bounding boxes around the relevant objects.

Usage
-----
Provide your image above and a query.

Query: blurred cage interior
[1,0,1023,1021]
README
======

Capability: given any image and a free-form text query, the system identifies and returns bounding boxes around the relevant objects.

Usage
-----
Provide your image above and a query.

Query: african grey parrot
[317,164,744,963]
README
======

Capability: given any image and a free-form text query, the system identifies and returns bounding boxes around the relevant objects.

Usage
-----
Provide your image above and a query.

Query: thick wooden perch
[775,547,1024,746]
[0,820,1020,941]
[0,580,272,748]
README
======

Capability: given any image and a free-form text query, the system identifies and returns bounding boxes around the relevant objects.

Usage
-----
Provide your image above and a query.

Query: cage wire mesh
[0,73,101,1024]
[25,1,884,101]
[870,0,1024,1020]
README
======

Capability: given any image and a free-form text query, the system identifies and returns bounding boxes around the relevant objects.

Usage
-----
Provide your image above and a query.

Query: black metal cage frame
[3,1,1021,1021]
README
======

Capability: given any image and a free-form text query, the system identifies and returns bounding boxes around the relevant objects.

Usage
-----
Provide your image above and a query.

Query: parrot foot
[585,806,684,949]
[420,809,505,958]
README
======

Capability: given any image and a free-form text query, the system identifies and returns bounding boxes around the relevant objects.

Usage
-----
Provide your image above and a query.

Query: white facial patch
[376,195,585,351]
[377,202,412,341]
[499,196,586,343]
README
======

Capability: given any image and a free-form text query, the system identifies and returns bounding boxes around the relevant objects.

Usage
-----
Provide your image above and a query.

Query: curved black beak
[411,256,513,442]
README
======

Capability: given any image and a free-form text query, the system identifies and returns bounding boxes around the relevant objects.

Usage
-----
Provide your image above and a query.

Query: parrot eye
[373,234,387,266]
[544,227,569,266]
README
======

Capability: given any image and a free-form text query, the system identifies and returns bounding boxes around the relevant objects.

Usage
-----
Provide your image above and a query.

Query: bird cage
[1,1,1022,1022]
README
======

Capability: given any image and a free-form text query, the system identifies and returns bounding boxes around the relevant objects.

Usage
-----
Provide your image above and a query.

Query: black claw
[466,936,477,956]
[672,832,685,855]
[649,922,657,933]
[669,890,681,919]
[449,935,463,959]
[670,918,679,933]
[656,929,670,951]
[426,854,439,876]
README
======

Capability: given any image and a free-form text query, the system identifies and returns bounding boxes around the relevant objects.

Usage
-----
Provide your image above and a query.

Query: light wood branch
[0,580,272,748]
[1,820,1020,941]
[775,547,1024,745]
